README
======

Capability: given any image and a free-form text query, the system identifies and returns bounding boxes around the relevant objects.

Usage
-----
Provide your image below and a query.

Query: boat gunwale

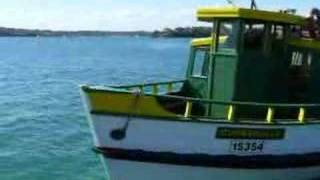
[82,84,320,126]
[89,110,320,126]
[82,84,320,108]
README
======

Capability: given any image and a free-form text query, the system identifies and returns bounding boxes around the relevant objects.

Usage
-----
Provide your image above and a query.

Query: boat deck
[83,79,320,125]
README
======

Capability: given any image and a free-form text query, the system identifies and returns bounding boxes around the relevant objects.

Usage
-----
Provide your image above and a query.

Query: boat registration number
[230,140,264,153]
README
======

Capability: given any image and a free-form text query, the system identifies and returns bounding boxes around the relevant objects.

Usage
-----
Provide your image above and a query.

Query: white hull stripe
[94,147,320,169]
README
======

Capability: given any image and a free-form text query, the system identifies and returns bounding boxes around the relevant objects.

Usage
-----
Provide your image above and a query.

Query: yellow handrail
[184,101,193,118]
[227,105,235,122]
[167,83,173,93]
[139,86,144,94]
[266,107,274,124]
[298,107,306,123]
[152,85,159,95]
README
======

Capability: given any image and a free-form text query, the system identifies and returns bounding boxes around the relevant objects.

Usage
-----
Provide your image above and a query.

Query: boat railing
[158,94,320,124]
[112,80,320,124]
[114,79,185,95]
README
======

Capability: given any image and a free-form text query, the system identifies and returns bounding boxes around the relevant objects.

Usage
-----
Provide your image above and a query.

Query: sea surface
[0,36,190,180]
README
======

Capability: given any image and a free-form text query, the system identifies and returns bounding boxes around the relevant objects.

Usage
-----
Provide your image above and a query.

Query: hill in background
[0,27,150,37]
[0,26,212,38]
[152,27,212,38]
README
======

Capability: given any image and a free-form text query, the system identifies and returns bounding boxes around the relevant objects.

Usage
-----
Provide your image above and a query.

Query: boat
[80,5,320,180]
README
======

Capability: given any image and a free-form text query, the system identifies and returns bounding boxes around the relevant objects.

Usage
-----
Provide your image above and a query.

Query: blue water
[0,36,190,179]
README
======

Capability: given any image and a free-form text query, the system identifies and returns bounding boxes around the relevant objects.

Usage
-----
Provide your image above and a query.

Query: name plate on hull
[216,127,285,140]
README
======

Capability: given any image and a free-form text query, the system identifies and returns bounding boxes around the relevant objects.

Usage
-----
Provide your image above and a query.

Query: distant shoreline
[0,26,211,38]
[0,27,151,37]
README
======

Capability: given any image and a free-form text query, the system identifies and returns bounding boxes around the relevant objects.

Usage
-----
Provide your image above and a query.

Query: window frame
[191,46,210,78]
[216,20,241,53]
[242,21,267,51]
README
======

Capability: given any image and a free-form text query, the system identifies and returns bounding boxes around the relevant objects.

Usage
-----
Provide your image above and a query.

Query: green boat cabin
[171,7,320,120]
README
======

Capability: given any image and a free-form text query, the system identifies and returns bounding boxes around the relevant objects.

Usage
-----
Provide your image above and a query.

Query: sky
[0,0,319,31]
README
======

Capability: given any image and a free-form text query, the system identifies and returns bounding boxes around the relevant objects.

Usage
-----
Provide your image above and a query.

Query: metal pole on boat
[251,0,257,10]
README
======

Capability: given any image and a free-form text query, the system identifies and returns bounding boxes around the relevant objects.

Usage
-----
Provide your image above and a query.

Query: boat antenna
[251,0,257,10]
[226,0,236,7]
[226,0,257,9]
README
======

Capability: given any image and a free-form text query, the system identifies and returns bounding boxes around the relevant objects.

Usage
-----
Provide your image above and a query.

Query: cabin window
[217,21,238,52]
[244,23,266,49]
[192,48,210,77]
[290,51,313,67]
[290,25,302,38]
[291,51,303,66]
[288,51,312,102]
[271,25,284,40]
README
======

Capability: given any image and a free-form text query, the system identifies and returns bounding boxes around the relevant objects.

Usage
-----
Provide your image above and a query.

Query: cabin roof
[197,7,305,25]
[191,36,228,47]
[191,37,212,47]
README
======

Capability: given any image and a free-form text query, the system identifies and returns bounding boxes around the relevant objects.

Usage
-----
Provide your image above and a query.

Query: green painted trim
[238,20,246,54]
[207,19,219,116]
[212,52,238,57]
[288,38,320,50]
[90,110,320,126]
[186,47,196,78]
